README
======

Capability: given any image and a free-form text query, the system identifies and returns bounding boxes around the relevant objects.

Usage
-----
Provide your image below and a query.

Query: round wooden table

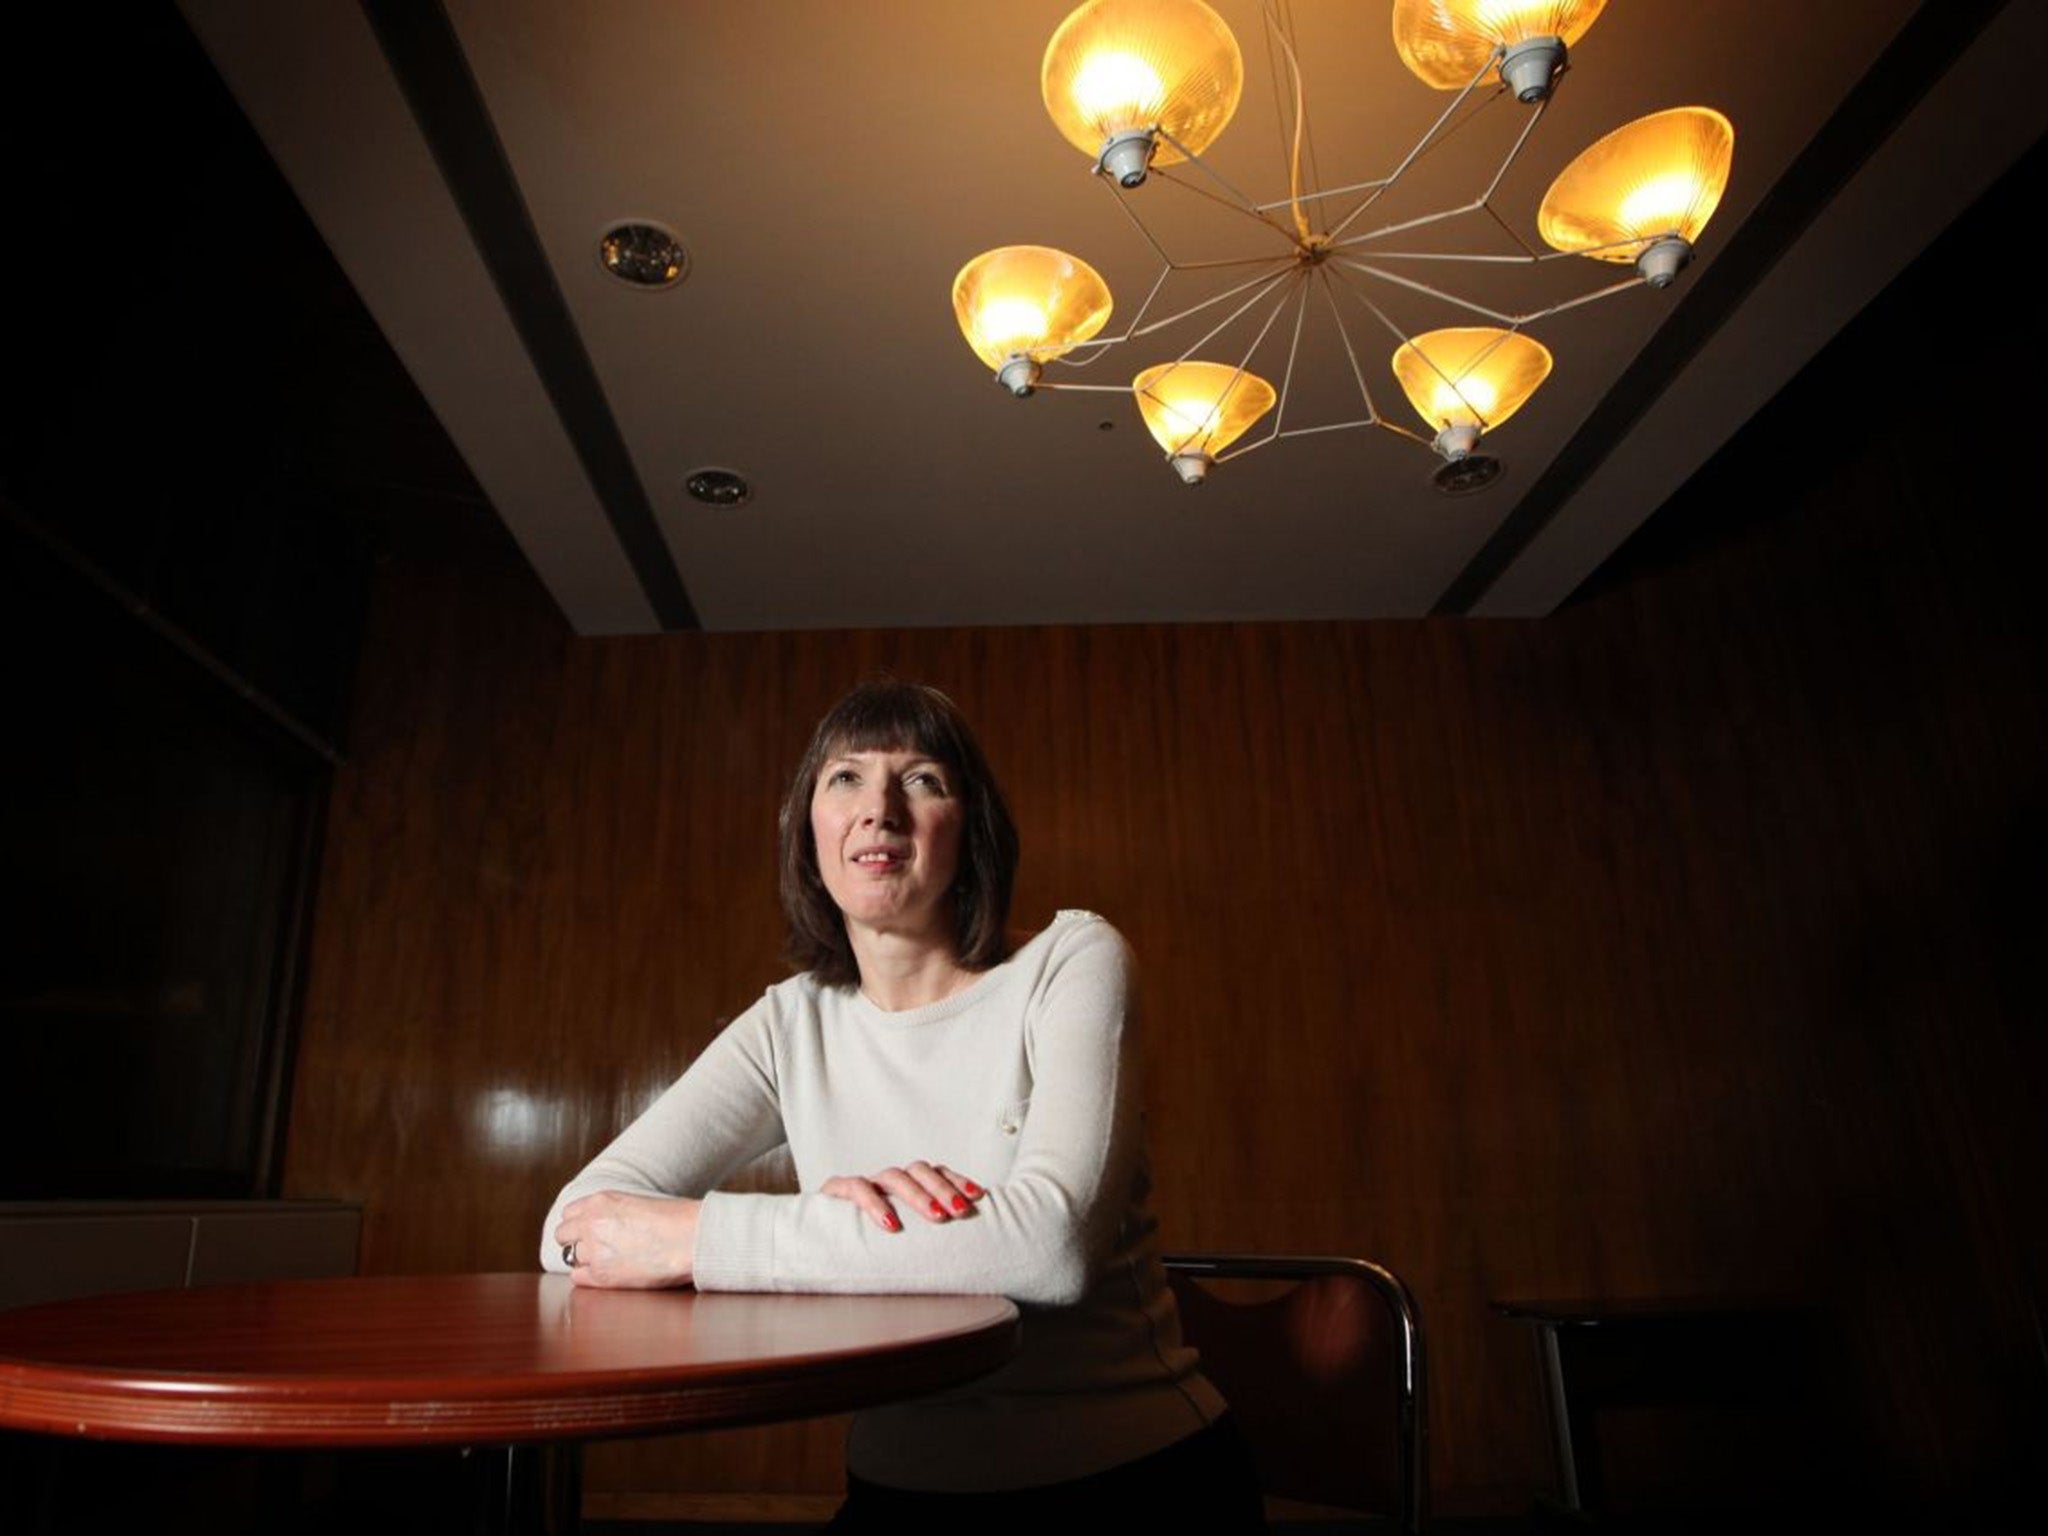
[0,1274,1019,1533]
[0,1272,1019,1445]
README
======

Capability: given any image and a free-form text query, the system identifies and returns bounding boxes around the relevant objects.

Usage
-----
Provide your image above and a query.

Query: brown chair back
[1165,1254,1427,1533]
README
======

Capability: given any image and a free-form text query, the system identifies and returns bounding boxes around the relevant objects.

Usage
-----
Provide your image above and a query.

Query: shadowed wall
[285,151,2046,1519]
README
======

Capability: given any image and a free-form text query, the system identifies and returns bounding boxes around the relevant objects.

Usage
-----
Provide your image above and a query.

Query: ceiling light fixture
[1041,0,1246,187]
[599,221,689,288]
[1537,106,1736,289]
[1133,360,1276,483]
[953,0,1734,488]
[953,246,1115,397]
[684,467,751,507]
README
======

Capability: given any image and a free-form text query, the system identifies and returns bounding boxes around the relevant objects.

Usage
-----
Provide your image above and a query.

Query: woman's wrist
[554,1189,701,1288]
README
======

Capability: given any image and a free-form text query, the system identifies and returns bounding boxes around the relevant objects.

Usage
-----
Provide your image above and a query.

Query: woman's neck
[848,926,977,1012]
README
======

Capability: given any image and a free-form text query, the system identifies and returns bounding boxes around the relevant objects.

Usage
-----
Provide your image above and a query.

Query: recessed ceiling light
[685,467,751,508]
[1433,454,1503,496]
[599,221,688,288]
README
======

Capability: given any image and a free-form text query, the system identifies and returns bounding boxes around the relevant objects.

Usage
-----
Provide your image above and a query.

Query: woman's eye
[827,768,858,787]
[908,771,949,795]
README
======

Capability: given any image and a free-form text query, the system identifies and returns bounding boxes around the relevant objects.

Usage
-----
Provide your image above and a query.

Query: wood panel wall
[286,159,2046,1518]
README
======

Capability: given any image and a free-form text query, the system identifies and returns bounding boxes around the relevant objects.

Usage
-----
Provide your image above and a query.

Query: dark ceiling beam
[359,0,699,631]
[1431,0,2012,617]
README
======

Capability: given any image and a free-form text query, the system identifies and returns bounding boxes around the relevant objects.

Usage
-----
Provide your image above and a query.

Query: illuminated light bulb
[1616,173,1707,238]
[1043,0,1243,187]
[1073,51,1166,122]
[1539,106,1735,287]
[977,298,1051,347]
[1390,326,1552,460]
[953,246,1114,396]
[1392,0,1607,100]
[1131,360,1276,483]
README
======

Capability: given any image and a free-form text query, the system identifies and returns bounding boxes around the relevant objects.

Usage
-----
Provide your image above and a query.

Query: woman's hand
[820,1163,985,1232]
[554,1190,700,1288]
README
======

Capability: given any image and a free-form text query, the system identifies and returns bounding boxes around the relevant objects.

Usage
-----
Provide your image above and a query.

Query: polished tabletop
[0,1273,1019,1447]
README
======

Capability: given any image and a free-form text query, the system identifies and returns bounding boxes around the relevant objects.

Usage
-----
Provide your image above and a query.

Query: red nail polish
[929,1200,945,1218]
[884,1213,901,1232]
[951,1195,969,1213]
[962,1181,983,1198]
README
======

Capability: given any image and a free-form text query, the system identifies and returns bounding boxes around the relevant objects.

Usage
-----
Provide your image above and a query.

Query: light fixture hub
[1636,235,1694,289]
[1500,36,1566,103]
[1169,451,1213,485]
[996,355,1044,397]
[1433,423,1481,462]
[1097,129,1158,189]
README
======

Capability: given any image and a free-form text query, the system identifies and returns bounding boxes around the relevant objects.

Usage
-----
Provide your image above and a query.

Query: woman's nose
[858,782,903,826]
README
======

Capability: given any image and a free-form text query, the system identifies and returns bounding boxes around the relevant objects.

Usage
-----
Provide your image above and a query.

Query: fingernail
[962,1181,983,1198]
[883,1213,901,1232]
[950,1195,969,1213]
[928,1200,946,1219]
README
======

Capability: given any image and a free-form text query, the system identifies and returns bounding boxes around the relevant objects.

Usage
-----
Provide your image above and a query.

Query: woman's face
[809,745,964,946]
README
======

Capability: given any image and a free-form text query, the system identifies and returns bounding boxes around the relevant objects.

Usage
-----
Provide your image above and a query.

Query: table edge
[0,1290,1020,1447]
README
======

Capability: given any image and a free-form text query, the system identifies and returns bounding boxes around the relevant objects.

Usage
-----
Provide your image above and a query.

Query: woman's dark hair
[779,681,1019,986]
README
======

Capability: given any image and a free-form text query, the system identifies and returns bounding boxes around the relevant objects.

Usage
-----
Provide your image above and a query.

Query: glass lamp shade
[952,246,1114,373]
[1392,0,1607,92]
[1538,106,1735,263]
[1132,360,1276,460]
[1391,326,1552,434]
[1042,0,1243,172]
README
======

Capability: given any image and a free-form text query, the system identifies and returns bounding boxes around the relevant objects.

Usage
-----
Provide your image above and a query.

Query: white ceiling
[178,1,2048,633]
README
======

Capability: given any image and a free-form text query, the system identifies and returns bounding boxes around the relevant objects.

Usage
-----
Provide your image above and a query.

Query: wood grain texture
[286,155,2046,1515]
[0,1274,1016,1447]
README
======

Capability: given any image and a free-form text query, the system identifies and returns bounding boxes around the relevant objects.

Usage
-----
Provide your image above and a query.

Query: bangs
[817,683,967,768]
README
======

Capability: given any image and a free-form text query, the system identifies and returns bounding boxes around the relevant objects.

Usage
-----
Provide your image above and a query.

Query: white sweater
[540,910,1222,1489]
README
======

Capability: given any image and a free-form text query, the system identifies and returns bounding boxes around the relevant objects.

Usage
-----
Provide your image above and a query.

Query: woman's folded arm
[692,920,1139,1306]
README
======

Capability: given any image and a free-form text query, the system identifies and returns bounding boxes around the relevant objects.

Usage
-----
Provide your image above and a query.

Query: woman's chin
[842,904,950,946]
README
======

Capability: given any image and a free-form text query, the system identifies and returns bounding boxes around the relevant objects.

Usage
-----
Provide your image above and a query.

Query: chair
[1164,1253,1428,1533]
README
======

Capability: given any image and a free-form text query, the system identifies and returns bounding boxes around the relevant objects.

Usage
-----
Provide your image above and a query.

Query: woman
[542,681,1260,1527]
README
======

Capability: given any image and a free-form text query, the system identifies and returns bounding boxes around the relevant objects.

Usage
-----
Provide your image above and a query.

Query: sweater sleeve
[692,917,1140,1306]
[538,996,787,1272]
